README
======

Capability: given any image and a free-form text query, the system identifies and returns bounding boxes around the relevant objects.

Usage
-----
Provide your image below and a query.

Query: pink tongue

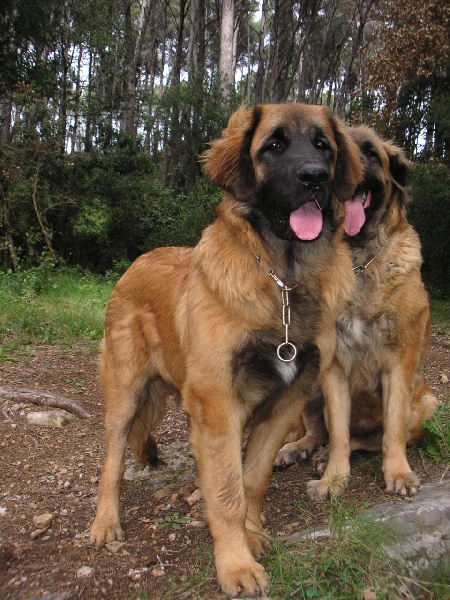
[289,202,323,240]
[344,193,367,236]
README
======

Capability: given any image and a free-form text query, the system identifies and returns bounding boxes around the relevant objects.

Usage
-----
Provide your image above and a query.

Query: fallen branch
[0,387,91,419]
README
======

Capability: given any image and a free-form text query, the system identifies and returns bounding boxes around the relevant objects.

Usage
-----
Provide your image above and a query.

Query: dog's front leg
[243,390,309,557]
[307,361,351,500]
[381,363,419,495]
[185,386,269,598]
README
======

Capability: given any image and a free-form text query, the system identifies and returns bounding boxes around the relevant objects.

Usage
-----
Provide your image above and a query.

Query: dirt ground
[0,331,449,600]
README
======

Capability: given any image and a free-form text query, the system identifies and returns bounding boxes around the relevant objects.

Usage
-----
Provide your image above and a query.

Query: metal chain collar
[255,256,298,362]
[353,238,390,276]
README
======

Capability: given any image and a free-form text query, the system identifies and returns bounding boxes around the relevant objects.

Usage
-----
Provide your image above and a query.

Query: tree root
[0,387,91,419]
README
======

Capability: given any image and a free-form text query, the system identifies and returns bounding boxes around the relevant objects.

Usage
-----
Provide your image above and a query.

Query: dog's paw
[90,519,125,548]
[274,442,309,467]
[217,556,269,598]
[312,446,329,475]
[307,473,348,501]
[246,526,270,559]
[385,471,420,496]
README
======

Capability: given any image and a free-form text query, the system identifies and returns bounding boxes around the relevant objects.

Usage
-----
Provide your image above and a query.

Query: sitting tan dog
[276,126,438,500]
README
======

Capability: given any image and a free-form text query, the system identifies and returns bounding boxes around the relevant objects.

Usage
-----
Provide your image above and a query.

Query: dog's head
[201,104,363,243]
[344,125,411,240]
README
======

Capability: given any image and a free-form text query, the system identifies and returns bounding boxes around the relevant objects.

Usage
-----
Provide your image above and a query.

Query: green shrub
[408,162,450,298]
[422,402,450,463]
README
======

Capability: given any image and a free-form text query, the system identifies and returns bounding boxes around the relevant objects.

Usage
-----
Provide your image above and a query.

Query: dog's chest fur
[336,298,394,393]
[336,233,419,393]
[232,287,321,418]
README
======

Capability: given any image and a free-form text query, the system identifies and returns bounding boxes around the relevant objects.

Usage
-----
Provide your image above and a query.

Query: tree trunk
[255,0,268,103]
[219,0,235,94]
[71,48,82,152]
[0,94,13,146]
[85,50,93,152]
[31,162,58,264]
[120,2,136,136]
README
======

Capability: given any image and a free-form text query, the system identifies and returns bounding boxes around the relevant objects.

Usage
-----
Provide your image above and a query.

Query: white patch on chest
[277,357,298,385]
[347,317,366,344]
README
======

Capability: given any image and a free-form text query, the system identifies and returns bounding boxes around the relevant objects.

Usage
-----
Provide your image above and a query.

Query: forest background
[0,0,449,297]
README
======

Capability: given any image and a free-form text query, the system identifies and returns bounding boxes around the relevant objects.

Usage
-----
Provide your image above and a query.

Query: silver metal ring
[277,342,297,362]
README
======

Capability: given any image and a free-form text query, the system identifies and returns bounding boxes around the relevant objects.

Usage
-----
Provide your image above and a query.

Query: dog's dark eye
[363,142,381,164]
[367,149,381,164]
[266,140,284,152]
[315,138,330,151]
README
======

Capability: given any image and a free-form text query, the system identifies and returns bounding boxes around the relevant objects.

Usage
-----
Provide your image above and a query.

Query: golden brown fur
[276,126,438,499]
[90,104,363,596]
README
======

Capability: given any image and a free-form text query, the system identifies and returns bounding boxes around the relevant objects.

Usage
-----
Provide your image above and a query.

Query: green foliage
[408,162,450,298]
[422,402,450,463]
[1,135,222,272]
[64,146,220,270]
[0,265,113,360]
[158,512,189,530]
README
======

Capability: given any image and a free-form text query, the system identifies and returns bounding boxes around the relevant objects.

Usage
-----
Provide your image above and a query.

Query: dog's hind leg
[90,373,139,547]
[127,377,174,467]
[91,369,169,547]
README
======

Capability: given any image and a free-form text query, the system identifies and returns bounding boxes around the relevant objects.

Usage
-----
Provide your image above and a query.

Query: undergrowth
[0,264,114,360]
[422,401,450,465]
[267,496,395,599]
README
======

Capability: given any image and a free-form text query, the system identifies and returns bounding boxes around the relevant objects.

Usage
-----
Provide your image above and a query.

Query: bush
[408,162,450,298]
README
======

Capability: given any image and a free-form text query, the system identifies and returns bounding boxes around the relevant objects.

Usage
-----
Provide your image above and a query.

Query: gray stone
[288,480,450,587]
[32,513,53,529]
[123,441,196,490]
[76,565,94,578]
[26,410,73,428]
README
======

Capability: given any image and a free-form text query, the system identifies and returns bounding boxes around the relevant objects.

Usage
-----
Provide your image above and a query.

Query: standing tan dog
[276,126,438,500]
[90,104,363,596]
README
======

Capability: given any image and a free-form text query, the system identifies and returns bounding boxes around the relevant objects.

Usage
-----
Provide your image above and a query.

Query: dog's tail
[127,377,178,467]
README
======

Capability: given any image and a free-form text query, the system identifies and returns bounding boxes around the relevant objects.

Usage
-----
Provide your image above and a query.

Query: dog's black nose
[297,166,329,187]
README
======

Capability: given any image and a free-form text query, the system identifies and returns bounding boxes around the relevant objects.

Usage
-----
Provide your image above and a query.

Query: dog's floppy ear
[328,113,364,201]
[384,141,411,189]
[201,105,261,202]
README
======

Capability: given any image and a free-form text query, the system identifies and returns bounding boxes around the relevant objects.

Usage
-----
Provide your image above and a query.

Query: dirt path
[0,334,449,599]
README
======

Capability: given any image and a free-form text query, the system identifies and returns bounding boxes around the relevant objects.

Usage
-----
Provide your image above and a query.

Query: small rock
[105,541,125,553]
[77,566,94,578]
[123,464,152,482]
[128,567,148,581]
[33,513,53,529]
[188,520,205,528]
[186,488,202,506]
[179,484,196,496]
[153,486,174,500]
[150,567,165,578]
[26,411,73,428]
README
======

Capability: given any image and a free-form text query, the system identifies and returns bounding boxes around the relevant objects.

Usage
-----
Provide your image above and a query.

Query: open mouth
[289,200,323,241]
[344,190,371,236]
